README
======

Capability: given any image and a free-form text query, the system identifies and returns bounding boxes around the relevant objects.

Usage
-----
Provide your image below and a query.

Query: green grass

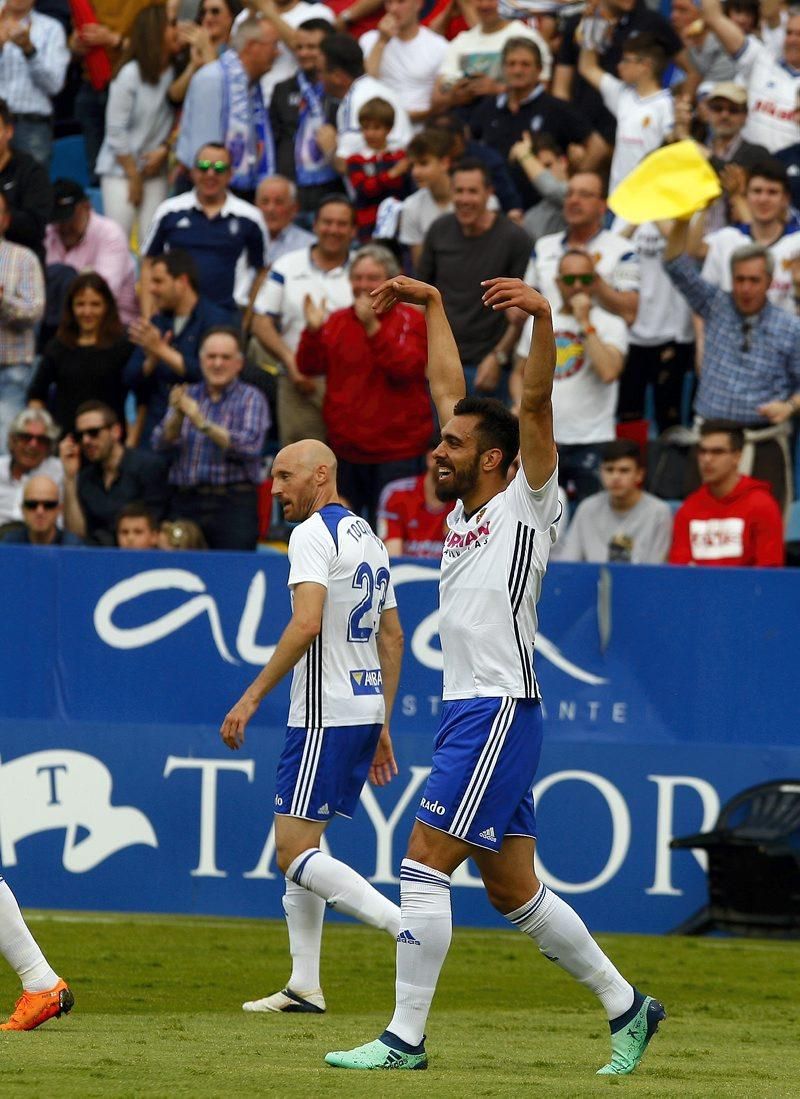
[1,911,798,1097]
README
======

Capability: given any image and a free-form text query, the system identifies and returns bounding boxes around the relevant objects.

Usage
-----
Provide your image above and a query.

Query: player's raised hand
[371,276,440,314]
[482,278,551,318]
[369,727,398,786]
[220,695,258,750]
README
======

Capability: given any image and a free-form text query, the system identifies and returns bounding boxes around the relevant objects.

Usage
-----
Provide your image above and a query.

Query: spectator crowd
[0,0,799,567]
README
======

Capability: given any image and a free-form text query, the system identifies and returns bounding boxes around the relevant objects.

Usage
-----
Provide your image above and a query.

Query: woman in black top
[28,272,133,435]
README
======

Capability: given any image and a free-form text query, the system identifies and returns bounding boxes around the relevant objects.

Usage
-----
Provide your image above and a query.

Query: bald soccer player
[221,440,404,1015]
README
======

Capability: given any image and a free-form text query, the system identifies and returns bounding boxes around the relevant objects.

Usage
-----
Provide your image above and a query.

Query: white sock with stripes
[287,849,400,936]
[505,884,634,1019]
[283,879,325,991]
[0,878,59,993]
[385,859,452,1048]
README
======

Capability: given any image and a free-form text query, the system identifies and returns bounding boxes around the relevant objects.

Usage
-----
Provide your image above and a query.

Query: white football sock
[505,884,633,1019]
[386,859,453,1047]
[287,849,400,936]
[0,878,59,993]
[282,879,325,992]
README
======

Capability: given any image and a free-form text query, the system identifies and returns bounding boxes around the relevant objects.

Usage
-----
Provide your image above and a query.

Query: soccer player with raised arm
[324,278,665,1074]
[221,439,403,1015]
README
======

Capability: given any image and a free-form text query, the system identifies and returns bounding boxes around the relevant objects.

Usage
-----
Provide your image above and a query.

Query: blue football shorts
[274,723,382,822]
[415,697,543,852]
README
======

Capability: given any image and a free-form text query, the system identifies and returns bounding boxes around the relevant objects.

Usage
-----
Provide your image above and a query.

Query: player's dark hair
[699,419,745,452]
[501,36,542,68]
[116,501,158,531]
[601,438,643,466]
[450,157,492,187]
[320,34,364,80]
[151,249,200,292]
[200,325,244,352]
[747,158,791,195]
[298,17,335,34]
[530,132,564,158]
[408,129,455,161]
[452,396,520,475]
[315,193,356,223]
[75,400,119,427]
[358,96,395,130]
[621,31,668,80]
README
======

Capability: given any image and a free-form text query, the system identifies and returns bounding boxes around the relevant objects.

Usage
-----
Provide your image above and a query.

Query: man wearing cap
[700,0,800,153]
[704,81,769,232]
[0,0,70,166]
[44,179,138,324]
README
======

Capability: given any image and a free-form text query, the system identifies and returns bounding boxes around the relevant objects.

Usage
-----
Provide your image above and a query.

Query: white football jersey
[600,75,675,196]
[736,36,800,152]
[287,504,397,728]
[438,464,561,701]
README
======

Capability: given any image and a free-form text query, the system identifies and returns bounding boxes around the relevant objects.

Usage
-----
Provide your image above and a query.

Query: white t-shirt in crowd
[701,222,800,312]
[630,221,694,345]
[335,73,414,159]
[525,227,640,312]
[399,188,453,245]
[439,21,552,84]
[234,3,335,105]
[599,74,675,196]
[516,305,629,445]
[255,246,353,353]
[735,35,800,152]
[359,26,448,116]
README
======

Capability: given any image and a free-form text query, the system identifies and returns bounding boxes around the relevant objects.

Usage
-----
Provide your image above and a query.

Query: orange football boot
[0,979,74,1031]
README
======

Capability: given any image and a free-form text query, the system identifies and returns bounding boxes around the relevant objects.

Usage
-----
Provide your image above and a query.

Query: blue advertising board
[1,546,798,933]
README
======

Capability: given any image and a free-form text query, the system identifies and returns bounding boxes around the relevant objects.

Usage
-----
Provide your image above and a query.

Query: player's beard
[435,452,481,502]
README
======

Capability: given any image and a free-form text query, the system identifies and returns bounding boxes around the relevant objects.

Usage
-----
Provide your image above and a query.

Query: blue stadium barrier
[0,549,798,934]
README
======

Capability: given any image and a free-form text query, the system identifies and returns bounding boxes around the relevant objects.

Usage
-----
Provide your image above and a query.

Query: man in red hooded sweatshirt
[669,420,784,566]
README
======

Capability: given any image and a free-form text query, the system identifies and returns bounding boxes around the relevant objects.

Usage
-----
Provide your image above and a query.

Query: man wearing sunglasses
[512,249,628,503]
[0,407,61,528]
[142,142,269,319]
[59,400,169,546]
[0,475,82,546]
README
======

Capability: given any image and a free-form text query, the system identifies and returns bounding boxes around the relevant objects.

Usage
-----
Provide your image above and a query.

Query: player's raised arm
[371,275,466,426]
[481,278,557,490]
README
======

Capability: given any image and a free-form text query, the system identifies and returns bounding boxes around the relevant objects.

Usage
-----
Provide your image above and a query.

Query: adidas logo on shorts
[396,929,421,946]
[318,803,330,815]
[479,826,497,843]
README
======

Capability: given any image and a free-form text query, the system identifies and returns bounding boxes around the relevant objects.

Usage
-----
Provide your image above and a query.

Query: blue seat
[85,186,103,214]
[50,134,90,188]
[786,499,800,543]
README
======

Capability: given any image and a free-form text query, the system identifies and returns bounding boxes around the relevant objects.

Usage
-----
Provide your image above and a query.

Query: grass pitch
[0,911,798,1098]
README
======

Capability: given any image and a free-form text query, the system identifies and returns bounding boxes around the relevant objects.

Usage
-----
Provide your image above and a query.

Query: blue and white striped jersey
[287,504,397,728]
[438,464,560,701]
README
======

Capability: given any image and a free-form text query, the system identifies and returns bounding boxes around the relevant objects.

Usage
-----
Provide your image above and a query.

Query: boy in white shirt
[578,30,675,195]
[399,129,454,268]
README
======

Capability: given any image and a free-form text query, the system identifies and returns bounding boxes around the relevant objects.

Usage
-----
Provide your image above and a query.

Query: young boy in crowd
[345,98,409,242]
[578,30,676,195]
[399,128,455,269]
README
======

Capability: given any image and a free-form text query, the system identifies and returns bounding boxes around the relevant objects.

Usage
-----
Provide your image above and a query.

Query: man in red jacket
[669,420,785,566]
[297,242,432,526]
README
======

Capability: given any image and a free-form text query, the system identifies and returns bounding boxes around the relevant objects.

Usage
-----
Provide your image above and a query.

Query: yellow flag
[608,140,722,224]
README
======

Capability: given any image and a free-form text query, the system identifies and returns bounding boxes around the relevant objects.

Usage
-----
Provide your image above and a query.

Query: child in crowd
[578,30,676,195]
[399,128,455,269]
[345,98,410,242]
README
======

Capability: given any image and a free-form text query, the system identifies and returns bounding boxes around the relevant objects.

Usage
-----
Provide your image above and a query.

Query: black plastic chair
[669,779,800,937]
